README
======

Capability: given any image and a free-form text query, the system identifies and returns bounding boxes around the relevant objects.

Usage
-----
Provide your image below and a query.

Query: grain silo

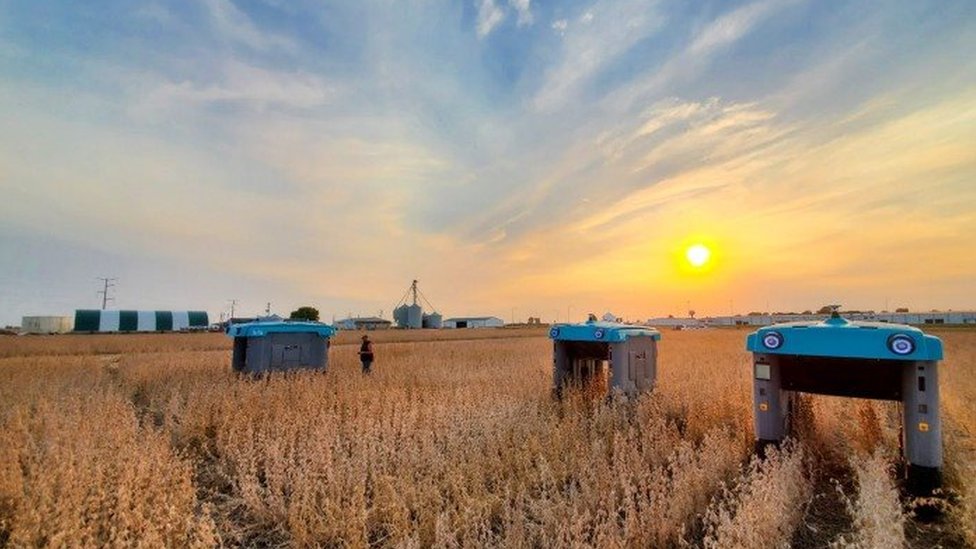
[393,304,408,328]
[393,280,440,329]
[406,304,422,328]
[423,312,443,329]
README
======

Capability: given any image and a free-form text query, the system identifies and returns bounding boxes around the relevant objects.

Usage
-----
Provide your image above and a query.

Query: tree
[816,305,834,315]
[289,306,320,322]
[895,307,909,313]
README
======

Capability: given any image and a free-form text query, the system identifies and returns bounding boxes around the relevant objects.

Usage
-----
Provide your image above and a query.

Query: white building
[442,316,504,329]
[647,317,705,328]
[21,316,74,334]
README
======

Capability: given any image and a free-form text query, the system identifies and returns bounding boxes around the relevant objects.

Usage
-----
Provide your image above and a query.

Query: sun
[685,244,711,268]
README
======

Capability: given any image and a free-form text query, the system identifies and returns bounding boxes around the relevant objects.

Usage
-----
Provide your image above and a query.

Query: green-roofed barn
[73,310,209,333]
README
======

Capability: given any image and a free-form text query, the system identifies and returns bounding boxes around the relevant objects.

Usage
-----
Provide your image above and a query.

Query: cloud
[689,0,787,55]
[475,0,533,37]
[202,0,296,52]
[135,60,335,115]
[551,19,568,34]
[476,0,505,38]
[533,0,665,111]
[509,0,533,27]
[602,0,800,113]
[460,96,783,250]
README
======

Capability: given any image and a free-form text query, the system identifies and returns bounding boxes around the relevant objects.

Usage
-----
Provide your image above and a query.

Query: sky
[1,0,975,326]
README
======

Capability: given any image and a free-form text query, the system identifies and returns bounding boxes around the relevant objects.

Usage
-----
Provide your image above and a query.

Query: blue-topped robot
[746,310,944,495]
[228,320,336,374]
[549,318,662,397]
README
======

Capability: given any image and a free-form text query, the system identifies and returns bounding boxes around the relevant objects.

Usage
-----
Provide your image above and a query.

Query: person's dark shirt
[360,340,374,361]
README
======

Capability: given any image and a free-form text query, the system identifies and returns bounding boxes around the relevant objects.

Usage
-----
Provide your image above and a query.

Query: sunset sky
[1,0,975,325]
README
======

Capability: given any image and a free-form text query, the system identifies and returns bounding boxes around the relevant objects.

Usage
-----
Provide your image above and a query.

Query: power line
[96,277,117,310]
[416,287,438,313]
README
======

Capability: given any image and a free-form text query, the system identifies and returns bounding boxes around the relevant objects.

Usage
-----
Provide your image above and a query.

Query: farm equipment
[549,319,661,397]
[746,310,945,496]
[227,320,336,374]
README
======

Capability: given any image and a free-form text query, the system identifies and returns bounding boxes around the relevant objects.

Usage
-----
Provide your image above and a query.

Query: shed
[549,320,661,397]
[227,321,336,374]
[746,312,944,495]
[443,316,504,329]
[21,316,74,334]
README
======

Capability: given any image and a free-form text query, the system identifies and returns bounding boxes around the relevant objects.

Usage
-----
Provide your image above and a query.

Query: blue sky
[1,0,975,325]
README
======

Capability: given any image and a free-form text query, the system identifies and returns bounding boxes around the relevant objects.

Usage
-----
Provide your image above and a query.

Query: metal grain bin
[422,312,443,329]
[746,312,945,496]
[227,321,336,374]
[549,320,661,397]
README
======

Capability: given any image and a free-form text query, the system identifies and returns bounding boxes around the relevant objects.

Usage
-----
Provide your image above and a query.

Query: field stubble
[0,328,973,548]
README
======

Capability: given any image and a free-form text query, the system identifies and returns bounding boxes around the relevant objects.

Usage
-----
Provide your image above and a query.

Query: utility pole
[228,299,238,320]
[265,302,271,316]
[96,277,117,310]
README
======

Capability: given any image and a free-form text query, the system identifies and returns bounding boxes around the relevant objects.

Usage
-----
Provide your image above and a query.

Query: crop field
[0,328,974,548]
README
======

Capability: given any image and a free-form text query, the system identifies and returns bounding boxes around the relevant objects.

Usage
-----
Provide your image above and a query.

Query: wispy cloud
[533,0,665,111]
[689,0,790,55]
[135,59,335,115]
[203,0,296,52]
[604,0,800,113]
[510,0,533,27]
[476,0,505,38]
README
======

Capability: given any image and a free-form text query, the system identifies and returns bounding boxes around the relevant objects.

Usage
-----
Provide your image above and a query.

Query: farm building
[647,317,704,329]
[21,316,74,334]
[73,310,209,332]
[442,316,504,329]
[334,317,393,330]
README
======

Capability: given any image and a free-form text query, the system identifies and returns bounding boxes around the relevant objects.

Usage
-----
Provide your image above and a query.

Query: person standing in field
[359,334,374,374]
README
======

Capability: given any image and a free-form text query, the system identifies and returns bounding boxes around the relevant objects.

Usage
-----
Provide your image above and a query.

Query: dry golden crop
[0,328,973,548]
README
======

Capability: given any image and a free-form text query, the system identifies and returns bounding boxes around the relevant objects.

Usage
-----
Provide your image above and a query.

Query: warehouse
[21,316,74,334]
[442,316,504,329]
[73,310,209,332]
